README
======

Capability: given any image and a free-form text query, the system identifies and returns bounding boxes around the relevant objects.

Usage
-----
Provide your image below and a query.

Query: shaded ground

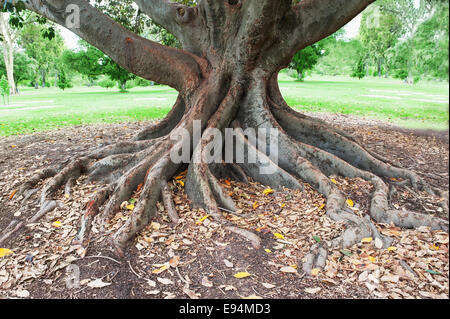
[0,113,448,299]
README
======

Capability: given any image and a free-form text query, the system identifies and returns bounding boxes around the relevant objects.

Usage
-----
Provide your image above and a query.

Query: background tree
[18,23,64,88]
[2,0,447,275]
[288,31,343,81]
[0,50,37,89]
[62,41,104,87]
[0,11,18,94]
[360,4,402,77]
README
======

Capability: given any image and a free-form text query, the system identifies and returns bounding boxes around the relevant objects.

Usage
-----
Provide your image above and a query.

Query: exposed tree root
[8,77,448,272]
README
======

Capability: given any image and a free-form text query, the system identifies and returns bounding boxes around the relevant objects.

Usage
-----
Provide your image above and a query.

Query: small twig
[128,260,144,279]
[84,254,121,265]
[175,267,191,285]
[218,207,249,218]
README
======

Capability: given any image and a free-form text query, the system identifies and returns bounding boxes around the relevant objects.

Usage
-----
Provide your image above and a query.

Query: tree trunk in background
[0,12,17,95]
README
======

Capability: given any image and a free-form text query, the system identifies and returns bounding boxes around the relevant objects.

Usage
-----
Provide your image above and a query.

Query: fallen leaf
[0,248,13,258]
[330,178,338,184]
[126,204,135,211]
[280,266,297,273]
[183,286,200,299]
[274,233,285,240]
[304,287,321,294]
[52,221,62,228]
[263,188,274,195]
[87,278,111,288]
[430,244,440,251]
[313,235,321,243]
[264,249,272,253]
[15,290,30,298]
[223,259,233,268]
[9,189,17,200]
[169,256,180,268]
[152,264,168,274]
[340,249,353,257]
[374,237,383,249]
[346,199,354,207]
[262,283,276,289]
[178,180,184,187]
[157,277,174,285]
[319,204,326,210]
[233,272,251,279]
[242,294,263,299]
[361,237,373,243]
[252,202,259,209]
[380,275,400,283]
[387,246,397,251]
[196,215,209,224]
[311,268,320,276]
[201,276,213,287]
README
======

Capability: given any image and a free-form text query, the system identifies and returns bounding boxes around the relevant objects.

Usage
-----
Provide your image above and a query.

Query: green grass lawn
[0,74,448,136]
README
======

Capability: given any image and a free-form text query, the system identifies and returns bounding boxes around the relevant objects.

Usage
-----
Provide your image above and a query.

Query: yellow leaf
[274,233,285,240]
[242,294,263,299]
[126,204,135,211]
[430,244,440,251]
[290,264,298,269]
[0,248,13,258]
[387,246,397,251]
[368,256,377,263]
[234,272,251,279]
[263,188,274,195]
[252,201,259,209]
[281,203,286,208]
[361,237,373,243]
[264,249,272,253]
[178,180,184,187]
[196,215,209,224]
[311,268,320,276]
[10,145,16,148]
[319,203,326,210]
[330,178,337,184]
[152,264,168,274]
[52,221,62,228]
[346,199,354,207]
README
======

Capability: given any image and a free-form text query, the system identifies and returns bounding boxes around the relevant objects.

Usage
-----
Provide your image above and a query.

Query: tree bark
[3,0,447,273]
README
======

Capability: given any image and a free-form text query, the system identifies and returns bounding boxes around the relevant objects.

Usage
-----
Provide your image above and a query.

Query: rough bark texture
[3,0,448,273]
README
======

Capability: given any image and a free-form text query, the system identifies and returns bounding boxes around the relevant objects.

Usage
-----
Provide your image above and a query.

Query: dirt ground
[0,113,448,299]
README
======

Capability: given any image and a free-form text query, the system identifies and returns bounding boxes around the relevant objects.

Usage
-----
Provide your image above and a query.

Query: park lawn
[0,75,448,136]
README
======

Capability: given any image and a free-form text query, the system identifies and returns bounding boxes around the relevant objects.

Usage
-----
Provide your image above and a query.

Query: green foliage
[62,41,104,85]
[18,23,65,87]
[352,56,366,79]
[57,69,72,90]
[289,31,343,80]
[0,75,9,104]
[98,78,115,89]
[316,39,364,76]
[360,4,402,77]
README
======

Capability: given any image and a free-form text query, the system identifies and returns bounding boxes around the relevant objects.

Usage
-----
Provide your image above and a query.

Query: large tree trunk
[2,0,448,274]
